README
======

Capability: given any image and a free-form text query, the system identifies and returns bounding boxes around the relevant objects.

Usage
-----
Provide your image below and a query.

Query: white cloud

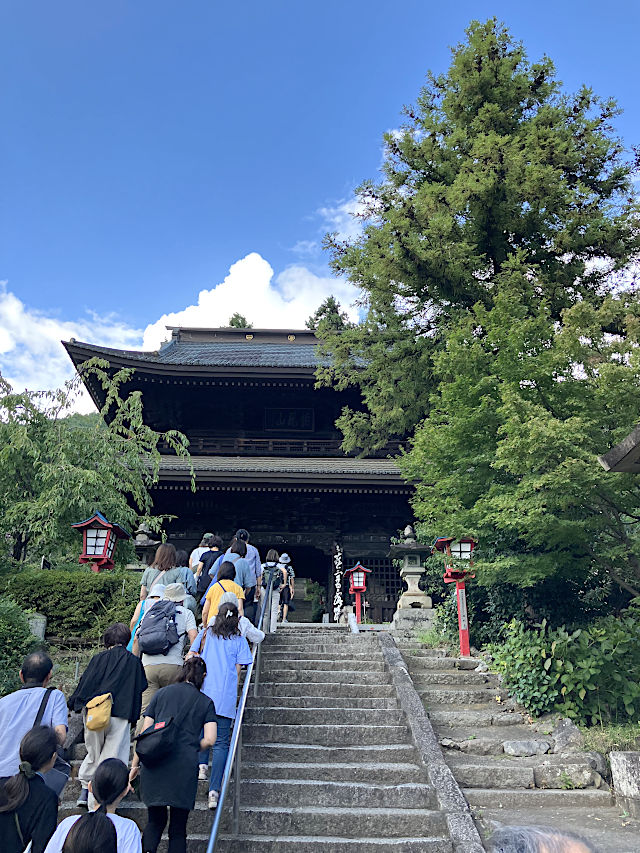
[142,252,359,349]
[317,197,366,242]
[0,253,360,409]
[290,239,320,257]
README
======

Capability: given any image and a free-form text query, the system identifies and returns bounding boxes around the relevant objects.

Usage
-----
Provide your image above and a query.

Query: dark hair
[21,651,53,685]
[91,759,129,812]
[175,656,207,690]
[151,543,177,571]
[0,726,57,813]
[217,561,237,581]
[62,811,117,853]
[230,539,247,557]
[234,529,249,542]
[175,549,189,567]
[102,623,130,648]
[210,535,223,550]
[212,602,241,639]
[265,549,279,563]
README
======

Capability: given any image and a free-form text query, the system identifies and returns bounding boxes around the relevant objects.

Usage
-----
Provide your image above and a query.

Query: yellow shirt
[205,579,245,621]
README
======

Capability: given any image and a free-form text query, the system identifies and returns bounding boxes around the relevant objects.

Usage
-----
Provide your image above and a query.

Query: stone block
[503,739,551,757]
[551,717,584,753]
[610,751,640,819]
[533,763,595,789]
[392,607,435,631]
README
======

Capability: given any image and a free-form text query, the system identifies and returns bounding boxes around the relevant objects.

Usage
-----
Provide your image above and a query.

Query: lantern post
[72,512,131,572]
[433,536,476,657]
[344,562,371,624]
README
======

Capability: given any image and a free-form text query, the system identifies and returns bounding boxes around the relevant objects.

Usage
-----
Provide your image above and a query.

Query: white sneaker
[208,790,219,810]
[198,764,208,781]
[282,619,289,624]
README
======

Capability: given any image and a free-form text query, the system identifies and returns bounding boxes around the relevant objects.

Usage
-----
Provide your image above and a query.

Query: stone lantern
[389,524,433,630]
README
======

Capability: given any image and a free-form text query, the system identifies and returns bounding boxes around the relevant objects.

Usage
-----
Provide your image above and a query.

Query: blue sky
[1,1,639,397]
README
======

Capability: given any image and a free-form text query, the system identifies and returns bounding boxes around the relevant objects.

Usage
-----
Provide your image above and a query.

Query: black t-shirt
[196,550,222,595]
[0,774,58,853]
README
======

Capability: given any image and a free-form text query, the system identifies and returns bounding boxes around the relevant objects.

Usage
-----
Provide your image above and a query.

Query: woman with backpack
[67,624,147,809]
[129,658,216,853]
[0,725,59,853]
[187,602,252,808]
[44,758,140,853]
[132,584,197,728]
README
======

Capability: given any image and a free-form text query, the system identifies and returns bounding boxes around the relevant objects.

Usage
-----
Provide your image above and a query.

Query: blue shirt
[0,686,68,777]
[189,631,253,719]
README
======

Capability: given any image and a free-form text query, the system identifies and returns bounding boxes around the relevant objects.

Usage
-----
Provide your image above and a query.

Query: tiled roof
[64,340,324,369]
[159,455,402,477]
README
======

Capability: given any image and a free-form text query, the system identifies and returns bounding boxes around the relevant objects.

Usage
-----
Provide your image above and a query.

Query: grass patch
[48,644,98,698]
[580,721,640,755]
[415,624,456,652]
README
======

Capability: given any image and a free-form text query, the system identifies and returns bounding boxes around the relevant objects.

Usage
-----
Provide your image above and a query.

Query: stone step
[409,670,497,686]
[244,707,406,726]
[402,656,481,670]
[435,725,551,755]
[262,649,386,661]
[246,695,399,710]
[427,708,525,727]
[393,646,447,657]
[223,804,448,838]
[448,762,535,789]
[243,723,409,746]
[242,761,426,784]
[261,668,391,684]
[261,659,387,672]
[59,802,212,834]
[418,684,506,704]
[246,742,418,765]
[240,779,437,809]
[463,788,613,809]
[211,836,454,853]
[258,682,396,699]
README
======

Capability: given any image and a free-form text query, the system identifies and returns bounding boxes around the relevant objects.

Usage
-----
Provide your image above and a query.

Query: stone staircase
[61,627,455,851]
[395,638,640,853]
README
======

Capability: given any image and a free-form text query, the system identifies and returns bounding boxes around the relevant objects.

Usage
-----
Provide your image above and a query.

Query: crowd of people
[0,529,294,853]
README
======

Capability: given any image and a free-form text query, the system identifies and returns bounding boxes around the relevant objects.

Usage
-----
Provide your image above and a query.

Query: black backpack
[137,600,180,655]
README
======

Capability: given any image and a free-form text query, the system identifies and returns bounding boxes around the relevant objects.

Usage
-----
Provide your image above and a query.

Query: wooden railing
[159,434,400,458]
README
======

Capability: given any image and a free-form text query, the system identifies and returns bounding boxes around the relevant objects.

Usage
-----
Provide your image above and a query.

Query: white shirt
[189,546,209,568]
[44,812,141,853]
[239,615,265,644]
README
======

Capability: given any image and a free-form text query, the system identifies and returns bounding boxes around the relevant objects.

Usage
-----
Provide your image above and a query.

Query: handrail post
[254,637,262,698]
[233,725,241,835]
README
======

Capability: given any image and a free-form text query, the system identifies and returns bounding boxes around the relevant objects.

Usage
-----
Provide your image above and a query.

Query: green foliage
[319,19,639,456]
[580,721,640,755]
[0,360,192,564]
[306,296,354,333]
[0,568,139,641]
[228,313,252,328]
[490,605,640,724]
[305,580,328,623]
[0,597,40,696]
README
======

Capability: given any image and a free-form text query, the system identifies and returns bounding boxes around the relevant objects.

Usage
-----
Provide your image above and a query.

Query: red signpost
[432,537,476,658]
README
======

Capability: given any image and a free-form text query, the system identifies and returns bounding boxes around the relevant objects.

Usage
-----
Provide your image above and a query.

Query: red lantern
[433,537,476,657]
[344,562,371,623]
[72,512,131,572]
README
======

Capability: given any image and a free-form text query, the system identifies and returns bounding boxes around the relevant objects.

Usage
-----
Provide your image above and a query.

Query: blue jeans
[198,714,232,793]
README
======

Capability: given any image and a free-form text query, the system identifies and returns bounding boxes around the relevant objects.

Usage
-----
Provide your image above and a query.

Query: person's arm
[194,560,204,579]
[200,720,217,750]
[132,634,140,657]
[129,714,154,781]
[186,628,197,646]
[51,690,68,745]
[130,601,142,632]
[202,598,211,627]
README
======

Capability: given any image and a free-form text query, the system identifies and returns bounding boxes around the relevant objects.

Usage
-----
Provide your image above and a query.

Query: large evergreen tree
[319,19,640,454]
[318,19,640,595]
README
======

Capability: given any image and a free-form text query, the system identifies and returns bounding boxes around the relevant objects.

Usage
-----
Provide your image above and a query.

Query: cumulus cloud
[0,253,360,409]
[142,252,359,349]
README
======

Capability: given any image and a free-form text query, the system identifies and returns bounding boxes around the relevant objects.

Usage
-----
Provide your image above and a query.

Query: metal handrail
[206,566,277,852]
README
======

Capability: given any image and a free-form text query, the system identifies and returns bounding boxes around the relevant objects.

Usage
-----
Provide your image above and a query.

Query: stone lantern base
[391,606,435,631]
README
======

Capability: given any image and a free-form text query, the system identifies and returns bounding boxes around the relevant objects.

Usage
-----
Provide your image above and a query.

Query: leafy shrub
[490,603,640,725]
[0,568,140,640]
[0,597,40,696]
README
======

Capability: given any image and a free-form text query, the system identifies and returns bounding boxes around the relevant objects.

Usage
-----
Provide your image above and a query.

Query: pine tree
[228,313,252,329]
[306,296,353,332]
[319,19,640,454]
